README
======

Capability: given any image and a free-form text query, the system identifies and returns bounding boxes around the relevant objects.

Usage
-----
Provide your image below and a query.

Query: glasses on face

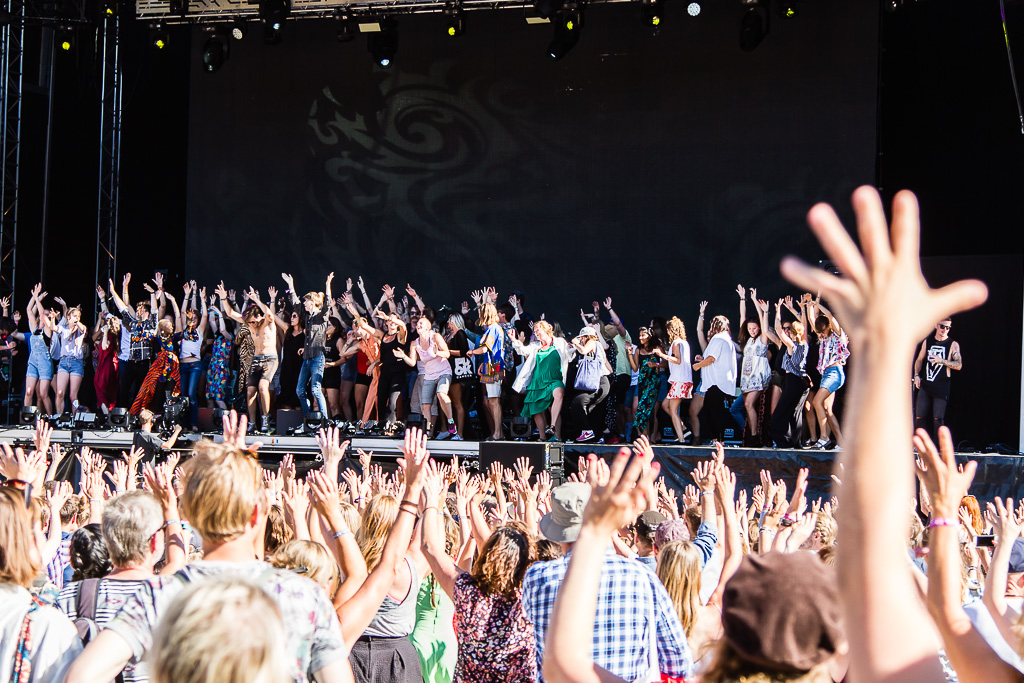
[937,324,951,330]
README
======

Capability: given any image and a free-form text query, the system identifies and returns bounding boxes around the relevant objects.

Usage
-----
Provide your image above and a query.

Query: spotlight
[230,19,248,40]
[149,22,169,50]
[739,0,769,52]
[687,1,701,16]
[777,0,798,18]
[335,11,357,42]
[547,6,581,61]
[445,4,465,37]
[259,0,290,34]
[640,0,662,28]
[169,0,186,15]
[304,411,325,432]
[109,407,129,430]
[368,19,397,68]
[510,416,532,440]
[57,26,73,51]
[19,406,39,427]
[534,0,564,20]
[202,28,229,72]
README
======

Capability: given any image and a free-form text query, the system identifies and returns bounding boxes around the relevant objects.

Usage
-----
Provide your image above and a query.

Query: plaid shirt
[522,550,694,683]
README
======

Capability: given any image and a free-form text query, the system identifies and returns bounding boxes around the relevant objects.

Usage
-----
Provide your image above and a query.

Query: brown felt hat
[722,551,842,673]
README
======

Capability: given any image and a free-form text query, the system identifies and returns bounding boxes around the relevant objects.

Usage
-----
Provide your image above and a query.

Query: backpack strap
[76,579,101,622]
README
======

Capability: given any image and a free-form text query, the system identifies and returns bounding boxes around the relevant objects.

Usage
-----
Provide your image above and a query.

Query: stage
[3,427,1021,505]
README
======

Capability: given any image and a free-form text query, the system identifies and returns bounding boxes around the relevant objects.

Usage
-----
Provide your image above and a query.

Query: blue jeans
[297,354,328,417]
[180,361,204,426]
[729,395,746,434]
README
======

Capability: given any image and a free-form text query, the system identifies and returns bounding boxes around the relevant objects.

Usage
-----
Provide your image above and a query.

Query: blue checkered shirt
[522,549,694,683]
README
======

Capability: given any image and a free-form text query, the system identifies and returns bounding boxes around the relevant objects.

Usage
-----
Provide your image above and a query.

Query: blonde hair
[263,506,293,557]
[790,321,806,343]
[339,503,361,533]
[702,639,833,683]
[149,576,289,683]
[0,487,41,587]
[708,315,730,338]
[666,317,687,342]
[814,514,838,549]
[656,540,702,638]
[271,540,340,598]
[533,320,553,338]
[478,303,499,327]
[357,494,398,572]
[304,291,324,308]
[180,445,264,545]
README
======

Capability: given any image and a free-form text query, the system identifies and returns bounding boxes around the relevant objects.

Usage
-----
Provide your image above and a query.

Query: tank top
[379,335,407,374]
[364,556,420,637]
[418,334,452,381]
[922,335,953,398]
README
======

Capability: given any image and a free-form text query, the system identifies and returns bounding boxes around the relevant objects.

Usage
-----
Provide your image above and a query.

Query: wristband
[332,528,351,539]
[928,517,957,528]
[164,519,181,527]
[699,490,714,498]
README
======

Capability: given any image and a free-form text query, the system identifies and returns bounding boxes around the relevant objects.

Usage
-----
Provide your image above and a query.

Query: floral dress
[452,573,536,683]
[634,350,661,434]
[205,335,232,401]
[740,337,771,393]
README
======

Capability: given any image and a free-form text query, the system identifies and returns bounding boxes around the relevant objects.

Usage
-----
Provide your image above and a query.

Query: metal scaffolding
[0,0,24,303]
[94,7,122,300]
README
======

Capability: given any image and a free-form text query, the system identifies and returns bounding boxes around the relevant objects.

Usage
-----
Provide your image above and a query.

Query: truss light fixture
[149,22,170,49]
[640,0,662,28]
[230,19,248,40]
[778,0,798,18]
[368,18,397,68]
[687,1,700,16]
[202,27,229,72]
[548,6,581,60]
[739,0,769,52]
[335,11,357,41]
[259,0,290,34]
[58,25,73,51]
[445,4,465,37]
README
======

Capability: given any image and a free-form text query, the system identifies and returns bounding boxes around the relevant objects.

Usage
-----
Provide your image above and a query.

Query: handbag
[574,351,601,392]
[478,360,504,384]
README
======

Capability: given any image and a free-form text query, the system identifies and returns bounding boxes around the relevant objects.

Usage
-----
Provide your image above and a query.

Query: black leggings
[914,388,948,440]
[376,370,405,423]
[700,385,733,442]
[771,373,810,449]
[119,359,151,410]
[571,376,611,434]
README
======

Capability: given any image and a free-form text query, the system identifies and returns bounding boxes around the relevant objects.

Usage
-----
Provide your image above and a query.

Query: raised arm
[281,272,301,306]
[768,301,792,350]
[780,187,988,683]
[215,282,244,323]
[696,300,708,352]
[107,278,130,314]
[198,286,209,335]
[167,292,182,333]
[753,293,770,344]
[737,285,747,329]
[420,462,462,599]
[323,272,334,314]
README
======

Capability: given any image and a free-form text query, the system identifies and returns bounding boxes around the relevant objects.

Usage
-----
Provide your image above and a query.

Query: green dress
[409,577,457,683]
[522,345,564,418]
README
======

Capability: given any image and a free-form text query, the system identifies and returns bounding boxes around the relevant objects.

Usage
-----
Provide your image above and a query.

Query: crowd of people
[0,187,1003,683]
[1,258,956,447]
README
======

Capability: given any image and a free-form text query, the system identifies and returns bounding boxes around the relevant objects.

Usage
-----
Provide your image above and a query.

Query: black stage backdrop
[185,1,879,323]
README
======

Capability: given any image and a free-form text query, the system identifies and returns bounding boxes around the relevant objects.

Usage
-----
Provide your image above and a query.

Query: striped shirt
[57,578,151,682]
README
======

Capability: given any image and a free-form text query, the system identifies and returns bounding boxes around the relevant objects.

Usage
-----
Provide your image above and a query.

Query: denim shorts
[340,357,357,383]
[820,365,846,394]
[420,375,451,405]
[657,372,669,401]
[57,356,85,377]
[27,356,54,381]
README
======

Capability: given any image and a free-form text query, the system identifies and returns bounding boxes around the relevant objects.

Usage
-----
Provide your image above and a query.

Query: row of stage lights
[142,0,800,73]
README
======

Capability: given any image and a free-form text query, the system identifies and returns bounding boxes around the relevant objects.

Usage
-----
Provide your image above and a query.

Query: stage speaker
[276,409,304,436]
[197,408,215,432]
[479,441,564,480]
[509,417,532,440]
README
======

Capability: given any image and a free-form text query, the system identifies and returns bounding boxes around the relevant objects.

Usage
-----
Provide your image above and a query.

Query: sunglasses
[937,324,951,330]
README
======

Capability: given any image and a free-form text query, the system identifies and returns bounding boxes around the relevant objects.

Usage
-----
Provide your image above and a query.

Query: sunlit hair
[69,523,112,580]
[471,523,535,597]
[533,320,553,338]
[263,506,292,557]
[138,409,156,426]
[536,539,564,562]
[157,319,174,341]
[814,314,839,337]
[702,640,833,683]
[102,491,163,568]
[666,317,687,343]
[0,487,41,587]
[303,291,324,308]
[149,576,289,683]
[959,496,984,535]
[446,313,465,332]
[708,315,731,338]
[656,540,702,639]
[790,321,806,343]
[818,545,837,567]
[60,494,85,526]
[813,514,838,550]
[339,503,360,533]
[180,445,264,545]
[477,303,499,327]
[271,540,340,598]
[357,494,398,572]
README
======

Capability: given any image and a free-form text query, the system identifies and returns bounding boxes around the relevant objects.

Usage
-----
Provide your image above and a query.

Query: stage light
[687,2,701,16]
[547,7,581,60]
[169,0,186,15]
[259,0,290,42]
[304,411,325,432]
[230,19,248,40]
[149,22,169,50]
[368,19,397,68]
[57,26,73,51]
[640,0,662,28]
[534,0,564,20]
[510,416,532,440]
[335,11,357,42]
[777,0,798,18]
[202,28,229,72]
[739,0,768,52]
[109,407,129,430]
[19,406,38,427]
[445,4,465,37]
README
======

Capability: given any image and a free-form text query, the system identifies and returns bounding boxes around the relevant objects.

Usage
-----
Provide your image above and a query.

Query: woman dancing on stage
[807,298,849,449]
